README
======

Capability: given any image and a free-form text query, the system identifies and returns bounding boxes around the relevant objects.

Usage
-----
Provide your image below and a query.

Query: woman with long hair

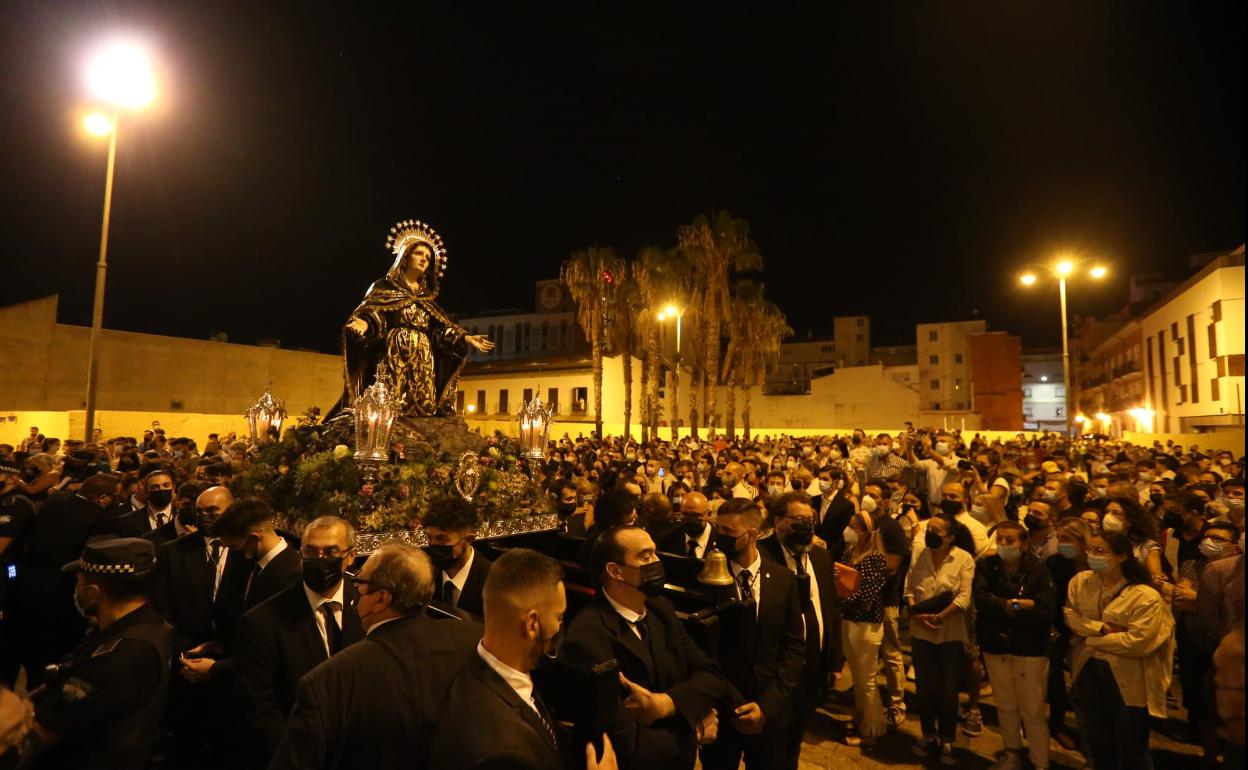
[1102,495,1166,585]
[1065,530,1174,770]
[835,510,890,747]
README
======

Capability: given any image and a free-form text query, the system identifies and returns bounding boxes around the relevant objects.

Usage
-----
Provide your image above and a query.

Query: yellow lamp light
[1095,412,1111,424]
[1020,273,1037,286]
[1055,260,1074,276]
[664,304,680,318]
[86,40,156,110]
[1089,266,1107,279]
[83,112,113,136]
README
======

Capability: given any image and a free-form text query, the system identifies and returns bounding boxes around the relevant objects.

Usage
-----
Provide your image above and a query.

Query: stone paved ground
[787,670,1207,770]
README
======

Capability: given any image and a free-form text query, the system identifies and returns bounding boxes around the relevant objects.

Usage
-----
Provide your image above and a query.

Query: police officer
[2,537,174,769]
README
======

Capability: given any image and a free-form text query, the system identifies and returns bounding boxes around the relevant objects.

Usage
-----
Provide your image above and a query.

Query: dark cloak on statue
[327,234,470,420]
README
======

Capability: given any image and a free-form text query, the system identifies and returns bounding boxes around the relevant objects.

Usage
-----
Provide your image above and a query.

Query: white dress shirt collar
[478,640,537,713]
[443,545,476,595]
[603,589,646,626]
[257,537,288,569]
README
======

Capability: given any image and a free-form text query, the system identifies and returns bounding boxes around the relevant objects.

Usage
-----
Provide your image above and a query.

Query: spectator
[1045,517,1091,751]
[834,510,889,747]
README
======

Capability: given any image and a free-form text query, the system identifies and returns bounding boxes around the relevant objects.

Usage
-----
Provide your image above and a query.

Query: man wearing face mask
[144,480,207,547]
[865,434,908,482]
[912,482,989,559]
[424,495,493,620]
[559,526,725,770]
[972,521,1056,770]
[760,493,842,769]
[908,432,961,505]
[1021,499,1059,561]
[658,492,713,560]
[14,538,173,770]
[273,544,483,770]
[722,462,757,500]
[702,498,806,770]
[10,472,120,688]
[235,516,364,766]
[812,467,855,552]
[1040,477,1074,518]
[113,468,177,538]
[553,480,587,536]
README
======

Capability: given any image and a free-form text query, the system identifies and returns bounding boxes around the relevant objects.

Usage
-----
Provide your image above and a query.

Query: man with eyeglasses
[423,496,493,620]
[235,516,364,767]
[271,543,482,770]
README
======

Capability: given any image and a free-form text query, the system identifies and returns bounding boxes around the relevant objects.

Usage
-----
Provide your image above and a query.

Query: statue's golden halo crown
[385,219,447,277]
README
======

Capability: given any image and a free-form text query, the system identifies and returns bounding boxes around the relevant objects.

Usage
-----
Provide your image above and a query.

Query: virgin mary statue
[331,220,493,421]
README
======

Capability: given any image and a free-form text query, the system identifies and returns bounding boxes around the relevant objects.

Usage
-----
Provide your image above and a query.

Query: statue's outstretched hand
[467,335,494,352]
[346,318,369,336]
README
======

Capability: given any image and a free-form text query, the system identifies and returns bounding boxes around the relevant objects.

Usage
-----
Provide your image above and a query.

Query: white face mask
[842,526,859,547]
[970,505,990,522]
[1102,514,1126,532]
[830,450,843,460]
[819,479,835,493]
[861,496,878,514]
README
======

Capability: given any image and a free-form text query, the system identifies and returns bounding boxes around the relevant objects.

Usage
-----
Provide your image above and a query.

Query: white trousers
[842,620,886,737]
[984,653,1050,768]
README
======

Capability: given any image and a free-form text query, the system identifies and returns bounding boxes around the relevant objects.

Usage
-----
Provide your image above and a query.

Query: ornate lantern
[517,394,553,463]
[353,375,397,480]
[246,384,287,445]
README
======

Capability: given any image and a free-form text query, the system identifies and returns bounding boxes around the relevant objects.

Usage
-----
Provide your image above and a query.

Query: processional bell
[697,548,735,587]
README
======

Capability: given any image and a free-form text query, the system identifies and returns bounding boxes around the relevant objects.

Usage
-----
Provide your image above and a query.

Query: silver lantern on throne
[517,394,553,463]
[246,384,287,445]
[353,368,398,482]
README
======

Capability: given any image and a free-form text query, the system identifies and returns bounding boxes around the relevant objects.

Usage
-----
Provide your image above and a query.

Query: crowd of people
[0,422,1243,770]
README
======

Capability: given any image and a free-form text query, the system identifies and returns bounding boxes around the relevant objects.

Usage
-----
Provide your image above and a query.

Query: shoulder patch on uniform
[61,677,93,701]
[92,639,122,657]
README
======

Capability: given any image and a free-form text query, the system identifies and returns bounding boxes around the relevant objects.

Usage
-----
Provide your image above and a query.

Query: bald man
[658,491,714,559]
[722,463,757,500]
[151,486,236,647]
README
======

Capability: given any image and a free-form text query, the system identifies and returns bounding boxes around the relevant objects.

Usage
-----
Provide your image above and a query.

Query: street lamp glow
[1089,265,1107,279]
[1094,412,1111,424]
[1019,272,1037,286]
[664,304,680,318]
[83,112,113,136]
[85,40,156,110]
[1055,260,1074,276]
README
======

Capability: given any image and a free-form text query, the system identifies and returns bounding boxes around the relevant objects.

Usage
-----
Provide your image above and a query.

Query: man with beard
[235,516,364,766]
[759,493,841,770]
[423,495,493,620]
[558,526,723,770]
[272,544,483,770]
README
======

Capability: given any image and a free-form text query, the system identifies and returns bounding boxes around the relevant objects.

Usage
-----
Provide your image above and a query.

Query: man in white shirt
[722,462,757,500]
[658,492,713,558]
[423,496,493,619]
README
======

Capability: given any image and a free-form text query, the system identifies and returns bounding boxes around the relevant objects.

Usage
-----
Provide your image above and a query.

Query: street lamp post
[1020,258,1107,440]
[657,304,683,438]
[80,41,156,442]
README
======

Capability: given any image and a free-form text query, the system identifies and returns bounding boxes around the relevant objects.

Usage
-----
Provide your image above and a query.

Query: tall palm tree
[605,268,640,440]
[633,246,694,441]
[562,247,623,439]
[738,297,791,440]
[678,211,761,438]
[720,280,766,439]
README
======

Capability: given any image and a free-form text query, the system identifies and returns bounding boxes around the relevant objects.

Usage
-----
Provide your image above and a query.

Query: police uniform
[28,538,173,770]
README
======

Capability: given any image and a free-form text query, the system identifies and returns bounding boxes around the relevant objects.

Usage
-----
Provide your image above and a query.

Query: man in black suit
[235,515,364,766]
[561,525,725,770]
[812,466,855,555]
[11,472,119,686]
[759,493,844,770]
[143,480,209,547]
[270,543,483,770]
[423,495,493,620]
[429,547,617,770]
[112,468,177,537]
[656,491,713,559]
[701,498,807,770]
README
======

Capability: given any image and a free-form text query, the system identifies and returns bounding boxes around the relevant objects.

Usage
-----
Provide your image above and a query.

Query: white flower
[332,444,350,459]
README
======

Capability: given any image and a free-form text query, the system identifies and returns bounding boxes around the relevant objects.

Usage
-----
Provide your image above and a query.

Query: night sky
[1,3,1243,353]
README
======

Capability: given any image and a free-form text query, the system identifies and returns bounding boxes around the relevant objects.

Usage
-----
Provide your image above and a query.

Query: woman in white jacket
[1065,530,1174,770]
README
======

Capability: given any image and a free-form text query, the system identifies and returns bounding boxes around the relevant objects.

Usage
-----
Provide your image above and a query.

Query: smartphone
[658,468,666,477]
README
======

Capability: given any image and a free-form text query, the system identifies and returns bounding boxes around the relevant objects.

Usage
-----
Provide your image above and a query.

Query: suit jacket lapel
[475,656,560,762]
[599,603,654,679]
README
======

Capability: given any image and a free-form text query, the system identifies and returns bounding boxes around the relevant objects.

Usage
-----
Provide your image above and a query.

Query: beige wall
[917,320,987,410]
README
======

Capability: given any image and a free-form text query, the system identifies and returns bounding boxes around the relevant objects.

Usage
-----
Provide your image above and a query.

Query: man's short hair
[717,497,761,522]
[990,520,1029,540]
[422,496,479,532]
[80,473,120,499]
[366,544,433,615]
[590,524,647,575]
[772,491,812,518]
[205,461,233,479]
[85,569,152,601]
[595,489,638,529]
[144,468,175,485]
[304,515,357,549]
[213,497,276,539]
[483,547,564,618]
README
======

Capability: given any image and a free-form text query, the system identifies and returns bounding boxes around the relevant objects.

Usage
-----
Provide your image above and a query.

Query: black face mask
[924,530,945,550]
[303,556,345,593]
[197,513,220,536]
[713,531,741,559]
[22,468,39,481]
[555,502,577,519]
[176,504,197,527]
[939,499,963,517]
[423,544,461,573]
[1149,493,1165,507]
[682,518,707,537]
[1024,513,1046,532]
[785,519,815,550]
[148,490,174,509]
[1161,510,1183,533]
[633,560,667,596]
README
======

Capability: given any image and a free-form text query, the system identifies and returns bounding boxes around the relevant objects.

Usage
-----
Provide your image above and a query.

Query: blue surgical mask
[1057,542,1079,560]
[1087,554,1112,573]
[997,544,1021,563]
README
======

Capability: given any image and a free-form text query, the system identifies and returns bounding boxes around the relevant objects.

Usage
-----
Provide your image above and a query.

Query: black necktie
[792,553,822,663]
[245,559,262,600]
[155,512,168,527]
[631,616,648,641]
[686,538,699,558]
[208,540,221,568]
[320,601,343,655]
[444,579,459,607]
[737,569,755,610]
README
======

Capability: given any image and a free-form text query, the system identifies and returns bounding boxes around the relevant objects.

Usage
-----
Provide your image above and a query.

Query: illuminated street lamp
[657,304,684,434]
[81,39,157,442]
[1019,256,1108,439]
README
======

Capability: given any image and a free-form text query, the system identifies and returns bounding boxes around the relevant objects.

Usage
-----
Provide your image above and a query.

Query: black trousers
[1047,636,1072,734]
[911,639,963,744]
[1073,659,1154,770]
[700,718,786,770]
